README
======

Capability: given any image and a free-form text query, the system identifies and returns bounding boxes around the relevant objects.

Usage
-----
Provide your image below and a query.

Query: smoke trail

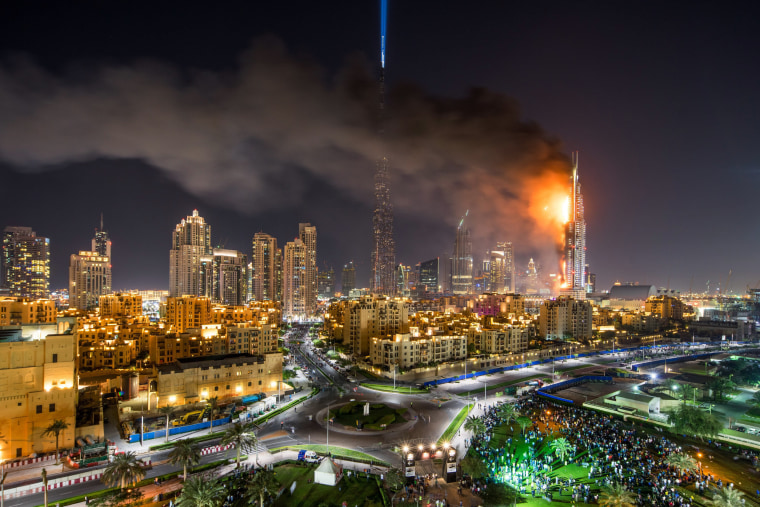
[0,38,571,261]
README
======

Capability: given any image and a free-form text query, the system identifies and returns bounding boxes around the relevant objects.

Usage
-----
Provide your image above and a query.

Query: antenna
[100,213,104,232]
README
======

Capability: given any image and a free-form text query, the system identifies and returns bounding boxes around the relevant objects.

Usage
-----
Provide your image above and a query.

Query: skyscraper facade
[2,226,50,299]
[488,241,515,293]
[299,223,317,315]
[318,266,335,299]
[282,238,306,319]
[92,215,111,258]
[69,251,111,310]
[207,249,248,306]
[564,154,587,294]
[370,0,396,297]
[419,258,439,293]
[251,232,279,301]
[169,210,211,297]
[342,261,356,295]
[451,211,473,294]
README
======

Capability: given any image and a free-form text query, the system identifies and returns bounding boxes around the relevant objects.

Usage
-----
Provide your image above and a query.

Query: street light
[478,380,488,407]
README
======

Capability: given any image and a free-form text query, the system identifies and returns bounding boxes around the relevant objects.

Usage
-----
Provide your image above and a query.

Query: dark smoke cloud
[0,37,570,262]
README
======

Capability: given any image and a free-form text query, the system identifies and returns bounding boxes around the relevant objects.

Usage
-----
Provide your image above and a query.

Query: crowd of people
[466,393,748,506]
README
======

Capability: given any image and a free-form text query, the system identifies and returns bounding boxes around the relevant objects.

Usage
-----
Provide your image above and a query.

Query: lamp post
[478,380,488,408]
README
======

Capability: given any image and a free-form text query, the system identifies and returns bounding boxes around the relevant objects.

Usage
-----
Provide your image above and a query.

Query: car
[734,426,747,433]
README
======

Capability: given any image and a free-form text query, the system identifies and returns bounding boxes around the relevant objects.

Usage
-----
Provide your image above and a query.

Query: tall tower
[169,210,212,297]
[370,0,396,296]
[69,250,111,310]
[299,223,317,315]
[564,153,587,294]
[92,214,111,258]
[251,232,279,301]
[488,241,515,293]
[2,226,50,298]
[451,211,473,294]
[342,261,356,295]
[283,238,306,319]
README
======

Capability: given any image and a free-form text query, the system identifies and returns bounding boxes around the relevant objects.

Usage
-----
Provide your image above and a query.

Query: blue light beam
[380,0,387,68]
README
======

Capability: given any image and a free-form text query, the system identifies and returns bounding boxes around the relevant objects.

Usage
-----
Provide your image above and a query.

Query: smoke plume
[0,37,571,262]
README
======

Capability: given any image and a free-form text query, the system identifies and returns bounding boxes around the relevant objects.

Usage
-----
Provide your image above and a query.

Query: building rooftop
[609,284,657,301]
[157,353,265,374]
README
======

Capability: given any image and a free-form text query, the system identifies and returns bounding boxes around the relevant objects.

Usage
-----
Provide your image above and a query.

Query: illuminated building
[0,329,77,460]
[2,226,50,299]
[318,266,335,299]
[92,214,111,258]
[451,211,473,294]
[169,210,211,297]
[154,353,282,407]
[645,295,687,321]
[563,153,587,295]
[342,261,356,294]
[370,332,466,370]
[337,295,409,355]
[299,223,318,315]
[283,238,307,319]
[166,295,212,333]
[538,296,593,340]
[69,251,112,310]
[370,0,396,297]
[251,232,279,302]
[488,242,515,293]
[0,297,56,325]
[419,258,439,293]
[99,293,143,319]
[204,249,248,306]
[396,264,411,296]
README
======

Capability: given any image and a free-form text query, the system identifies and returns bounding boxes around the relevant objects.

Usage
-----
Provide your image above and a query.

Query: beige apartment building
[0,333,77,460]
[165,296,212,333]
[0,297,57,326]
[370,333,466,370]
[538,296,593,340]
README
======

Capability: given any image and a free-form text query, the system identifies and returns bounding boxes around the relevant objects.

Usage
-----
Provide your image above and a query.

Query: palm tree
[168,439,201,481]
[707,484,745,507]
[41,419,69,464]
[158,406,175,443]
[598,483,636,507]
[496,402,517,423]
[102,452,146,489]
[550,437,573,463]
[245,469,279,507]
[176,476,225,507]
[463,416,486,437]
[516,415,533,436]
[207,396,219,422]
[665,452,697,476]
[221,421,258,467]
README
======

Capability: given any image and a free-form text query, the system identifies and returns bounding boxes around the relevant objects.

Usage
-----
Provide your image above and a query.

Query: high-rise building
[92,214,111,258]
[419,258,439,293]
[318,266,335,299]
[488,242,515,293]
[282,238,306,319]
[69,251,111,310]
[2,226,50,299]
[395,264,411,296]
[207,249,248,306]
[564,153,587,294]
[451,211,473,294]
[169,210,212,297]
[251,233,279,302]
[342,261,356,295]
[370,0,396,297]
[299,223,317,315]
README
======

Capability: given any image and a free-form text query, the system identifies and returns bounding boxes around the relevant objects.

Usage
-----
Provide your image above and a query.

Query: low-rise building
[369,333,466,370]
[0,297,57,326]
[538,297,593,340]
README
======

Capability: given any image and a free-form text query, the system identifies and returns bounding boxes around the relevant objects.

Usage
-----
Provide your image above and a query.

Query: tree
[463,416,486,437]
[41,468,48,507]
[384,467,405,502]
[496,402,517,423]
[707,484,745,507]
[665,380,682,399]
[207,396,219,421]
[665,452,697,476]
[245,469,280,507]
[102,452,146,489]
[750,391,760,406]
[598,483,636,507]
[550,437,573,463]
[516,415,533,436]
[668,404,722,440]
[460,455,488,479]
[168,438,201,481]
[480,483,520,506]
[176,476,225,507]
[158,406,175,443]
[41,419,69,464]
[89,489,142,507]
[221,421,258,467]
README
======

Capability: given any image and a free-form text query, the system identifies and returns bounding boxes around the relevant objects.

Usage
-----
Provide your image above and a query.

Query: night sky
[1,1,758,294]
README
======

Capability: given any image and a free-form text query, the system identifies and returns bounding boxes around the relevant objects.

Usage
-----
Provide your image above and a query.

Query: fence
[128,415,232,443]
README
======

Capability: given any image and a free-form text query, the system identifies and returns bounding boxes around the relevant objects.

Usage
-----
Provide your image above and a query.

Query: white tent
[314,458,343,486]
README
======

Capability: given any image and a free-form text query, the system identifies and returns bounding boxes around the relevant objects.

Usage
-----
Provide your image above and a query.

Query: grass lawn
[459,374,547,398]
[555,364,591,373]
[273,464,384,507]
[270,444,390,466]
[437,403,473,444]
[361,383,428,394]
[329,401,408,429]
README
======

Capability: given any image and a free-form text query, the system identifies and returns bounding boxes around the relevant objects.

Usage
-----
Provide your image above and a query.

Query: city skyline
[0,1,758,294]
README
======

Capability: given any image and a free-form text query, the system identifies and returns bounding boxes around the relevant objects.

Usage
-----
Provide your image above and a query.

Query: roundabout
[314,400,419,435]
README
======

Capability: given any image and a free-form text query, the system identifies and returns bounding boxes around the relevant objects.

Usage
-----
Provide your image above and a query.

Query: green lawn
[272,464,384,507]
[555,364,591,373]
[329,401,408,429]
[458,374,547,398]
[437,403,473,444]
[361,383,429,394]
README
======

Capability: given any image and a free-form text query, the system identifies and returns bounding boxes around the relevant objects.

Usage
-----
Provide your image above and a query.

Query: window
[49,403,55,412]
[258,380,262,385]
[52,353,58,363]
[226,385,230,390]
[215,386,219,391]
[248,382,252,386]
